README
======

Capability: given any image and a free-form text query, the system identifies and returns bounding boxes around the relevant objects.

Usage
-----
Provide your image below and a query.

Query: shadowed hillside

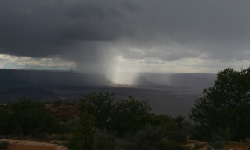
[0,69,216,117]
[0,69,112,86]
[141,73,216,89]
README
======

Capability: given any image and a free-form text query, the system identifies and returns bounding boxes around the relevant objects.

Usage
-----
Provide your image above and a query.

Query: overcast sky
[1,0,250,74]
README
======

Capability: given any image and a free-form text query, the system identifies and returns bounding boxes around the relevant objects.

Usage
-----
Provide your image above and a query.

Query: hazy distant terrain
[0,69,216,117]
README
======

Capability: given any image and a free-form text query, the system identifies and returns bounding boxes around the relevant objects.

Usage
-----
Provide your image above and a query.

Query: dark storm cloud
[1,0,250,70]
[0,0,126,57]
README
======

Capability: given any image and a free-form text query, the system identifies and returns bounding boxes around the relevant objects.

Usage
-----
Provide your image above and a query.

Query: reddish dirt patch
[8,145,56,150]
[186,140,209,150]
[0,139,67,150]
[224,142,250,150]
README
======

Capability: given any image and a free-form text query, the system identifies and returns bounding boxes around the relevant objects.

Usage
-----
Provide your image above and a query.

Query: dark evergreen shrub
[192,143,205,150]
[157,139,185,150]
[0,141,10,149]
[209,141,224,149]
[114,139,136,150]
[167,131,188,143]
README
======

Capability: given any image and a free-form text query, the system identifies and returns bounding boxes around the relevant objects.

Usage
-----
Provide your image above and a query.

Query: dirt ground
[186,140,250,150]
[0,139,67,150]
[2,139,250,150]
[224,142,250,150]
[8,145,56,150]
[186,140,210,150]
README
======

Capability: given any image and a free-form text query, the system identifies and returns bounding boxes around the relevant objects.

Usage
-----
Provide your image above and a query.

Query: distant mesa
[0,69,112,87]
[0,69,216,89]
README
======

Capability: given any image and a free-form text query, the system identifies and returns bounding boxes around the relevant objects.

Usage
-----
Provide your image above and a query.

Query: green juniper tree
[79,91,115,130]
[189,67,250,141]
[109,96,152,136]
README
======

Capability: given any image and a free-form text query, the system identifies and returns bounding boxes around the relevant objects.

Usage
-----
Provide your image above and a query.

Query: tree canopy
[79,91,115,130]
[71,91,192,150]
[189,67,250,141]
[78,91,152,136]
[109,96,152,136]
[0,91,194,150]
[0,97,60,137]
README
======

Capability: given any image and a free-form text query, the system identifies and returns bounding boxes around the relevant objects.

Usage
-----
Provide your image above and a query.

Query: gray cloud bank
[1,0,250,72]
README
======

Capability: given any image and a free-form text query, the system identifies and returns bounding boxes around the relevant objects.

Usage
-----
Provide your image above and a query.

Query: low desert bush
[207,134,226,150]
[157,139,189,150]
[189,131,207,141]
[207,141,224,150]
[0,141,10,149]
[114,138,136,150]
[94,129,109,150]
[55,134,68,141]
[133,125,165,149]
[192,143,205,150]
[64,118,80,132]
[167,131,188,143]
[33,132,48,140]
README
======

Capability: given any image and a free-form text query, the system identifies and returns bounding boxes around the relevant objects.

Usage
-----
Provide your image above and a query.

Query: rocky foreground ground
[0,139,68,150]
[2,139,250,150]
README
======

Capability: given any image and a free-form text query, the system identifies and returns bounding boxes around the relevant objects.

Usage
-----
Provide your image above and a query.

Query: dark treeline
[0,67,250,150]
[0,93,195,150]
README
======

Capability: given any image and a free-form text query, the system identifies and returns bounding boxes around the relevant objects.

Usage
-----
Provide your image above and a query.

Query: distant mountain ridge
[0,70,216,116]
[140,73,216,89]
[0,69,113,86]
[0,70,216,89]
